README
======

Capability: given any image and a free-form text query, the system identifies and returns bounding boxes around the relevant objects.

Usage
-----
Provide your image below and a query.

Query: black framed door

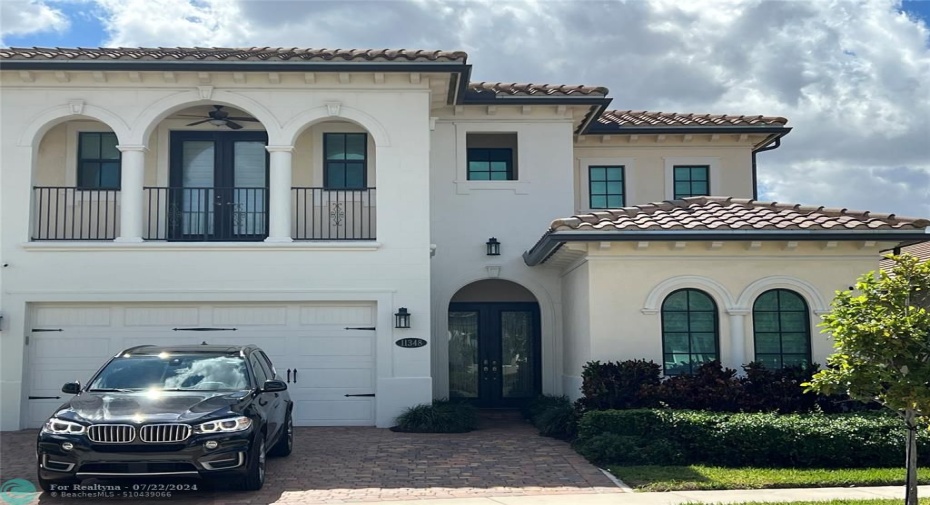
[448,302,541,408]
[169,131,269,241]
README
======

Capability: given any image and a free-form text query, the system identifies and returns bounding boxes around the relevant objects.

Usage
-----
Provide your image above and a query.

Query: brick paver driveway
[1,416,619,504]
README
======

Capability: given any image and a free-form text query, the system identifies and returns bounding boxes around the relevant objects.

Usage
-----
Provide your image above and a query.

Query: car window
[249,354,268,385]
[88,354,249,391]
[256,351,276,380]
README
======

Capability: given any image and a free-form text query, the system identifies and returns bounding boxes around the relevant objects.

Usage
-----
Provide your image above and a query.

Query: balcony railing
[32,187,120,240]
[32,186,377,241]
[292,187,376,241]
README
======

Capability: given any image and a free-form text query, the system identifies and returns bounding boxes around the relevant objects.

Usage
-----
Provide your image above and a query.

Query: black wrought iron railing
[292,187,377,240]
[32,187,119,240]
[144,187,268,241]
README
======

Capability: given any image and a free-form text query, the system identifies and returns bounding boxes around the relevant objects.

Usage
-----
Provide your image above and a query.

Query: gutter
[523,229,930,266]
[751,132,788,200]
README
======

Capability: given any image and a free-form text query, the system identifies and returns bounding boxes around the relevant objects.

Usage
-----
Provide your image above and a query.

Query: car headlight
[41,418,86,435]
[193,416,252,434]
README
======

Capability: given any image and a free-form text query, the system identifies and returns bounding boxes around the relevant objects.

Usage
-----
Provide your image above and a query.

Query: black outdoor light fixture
[394,308,411,329]
[486,237,501,256]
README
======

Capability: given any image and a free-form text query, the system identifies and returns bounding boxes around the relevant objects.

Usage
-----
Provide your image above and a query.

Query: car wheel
[240,433,266,491]
[269,410,293,457]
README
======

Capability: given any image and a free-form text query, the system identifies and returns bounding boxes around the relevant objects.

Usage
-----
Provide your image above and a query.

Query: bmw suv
[36,344,294,492]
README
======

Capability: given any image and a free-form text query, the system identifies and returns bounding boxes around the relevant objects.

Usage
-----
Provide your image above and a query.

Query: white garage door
[24,302,377,429]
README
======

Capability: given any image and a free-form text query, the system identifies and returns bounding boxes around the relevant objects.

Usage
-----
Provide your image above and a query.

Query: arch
[642,275,736,314]
[450,279,537,303]
[736,276,829,315]
[19,104,131,147]
[129,89,284,146]
[282,105,391,147]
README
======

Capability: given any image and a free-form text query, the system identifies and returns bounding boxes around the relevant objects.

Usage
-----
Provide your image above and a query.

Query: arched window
[752,289,811,368]
[661,289,719,375]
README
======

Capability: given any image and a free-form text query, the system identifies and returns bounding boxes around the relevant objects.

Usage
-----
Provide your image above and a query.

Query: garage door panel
[299,305,374,325]
[287,337,373,356]
[293,399,374,424]
[124,307,200,326]
[296,369,374,389]
[34,307,112,327]
[33,336,112,358]
[212,306,288,326]
[31,366,100,390]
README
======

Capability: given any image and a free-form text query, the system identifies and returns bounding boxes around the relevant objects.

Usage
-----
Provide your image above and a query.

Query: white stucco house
[1,47,927,431]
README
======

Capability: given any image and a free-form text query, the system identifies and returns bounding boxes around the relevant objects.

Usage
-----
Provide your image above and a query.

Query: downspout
[752,135,782,200]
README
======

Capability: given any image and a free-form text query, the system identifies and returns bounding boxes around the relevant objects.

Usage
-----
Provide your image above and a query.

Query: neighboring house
[879,241,930,270]
[0,47,927,431]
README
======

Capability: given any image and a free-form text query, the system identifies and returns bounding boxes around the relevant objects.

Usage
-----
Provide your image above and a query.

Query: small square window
[324,133,367,190]
[77,132,121,190]
[672,165,710,199]
[467,148,514,180]
[588,165,624,209]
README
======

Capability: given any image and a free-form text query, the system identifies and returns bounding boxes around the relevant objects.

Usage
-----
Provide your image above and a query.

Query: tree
[805,254,930,505]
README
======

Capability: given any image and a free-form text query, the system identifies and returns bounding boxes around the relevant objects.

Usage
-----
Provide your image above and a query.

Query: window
[673,165,709,199]
[589,166,625,208]
[661,289,719,375]
[753,289,811,368]
[324,133,367,189]
[467,148,514,180]
[78,132,121,189]
[249,354,268,386]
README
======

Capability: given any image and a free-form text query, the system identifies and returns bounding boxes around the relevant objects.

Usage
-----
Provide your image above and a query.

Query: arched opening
[448,279,541,408]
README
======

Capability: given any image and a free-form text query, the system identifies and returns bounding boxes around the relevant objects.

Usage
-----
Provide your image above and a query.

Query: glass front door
[169,131,268,241]
[448,302,540,408]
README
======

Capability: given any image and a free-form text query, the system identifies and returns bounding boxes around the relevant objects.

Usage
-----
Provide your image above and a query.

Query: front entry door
[169,131,269,241]
[448,302,541,408]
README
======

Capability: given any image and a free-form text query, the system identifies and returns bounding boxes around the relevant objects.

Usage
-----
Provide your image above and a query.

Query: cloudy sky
[2,0,929,217]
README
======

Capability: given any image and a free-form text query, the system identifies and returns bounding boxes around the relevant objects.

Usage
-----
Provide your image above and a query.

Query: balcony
[31,186,377,242]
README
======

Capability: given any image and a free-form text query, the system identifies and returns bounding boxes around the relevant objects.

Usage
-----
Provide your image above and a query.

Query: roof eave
[584,125,790,136]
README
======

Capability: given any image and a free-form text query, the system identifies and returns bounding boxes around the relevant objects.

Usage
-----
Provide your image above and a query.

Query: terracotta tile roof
[880,241,930,270]
[550,197,930,232]
[468,82,609,97]
[593,110,788,128]
[0,47,467,63]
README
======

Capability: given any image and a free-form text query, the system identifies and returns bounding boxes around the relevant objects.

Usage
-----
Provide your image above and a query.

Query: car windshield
[88,353,250,391]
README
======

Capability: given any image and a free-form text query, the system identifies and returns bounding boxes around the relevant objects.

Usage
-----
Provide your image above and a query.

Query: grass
[608,465,930,492]
[705,501,930,505]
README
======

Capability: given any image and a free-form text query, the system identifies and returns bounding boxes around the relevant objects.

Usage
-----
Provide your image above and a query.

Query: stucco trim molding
[734,275,829,314]
[642,275,736,314]
[282,104,392,147]
[19,103,131,147]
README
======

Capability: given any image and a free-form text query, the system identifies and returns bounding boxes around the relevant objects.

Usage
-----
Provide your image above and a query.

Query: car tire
[240,433,266,491]
[268,410,293,457]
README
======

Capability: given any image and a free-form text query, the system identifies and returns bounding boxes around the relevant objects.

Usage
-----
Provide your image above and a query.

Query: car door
[248,353,279,441]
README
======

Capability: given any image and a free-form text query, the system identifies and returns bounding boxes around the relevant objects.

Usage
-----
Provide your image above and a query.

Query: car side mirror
[261,379,287,393]
[61,382,81,395]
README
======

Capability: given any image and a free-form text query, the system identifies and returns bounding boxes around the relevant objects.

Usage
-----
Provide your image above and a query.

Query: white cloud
[88,0,930,217]
[0,0,69,41]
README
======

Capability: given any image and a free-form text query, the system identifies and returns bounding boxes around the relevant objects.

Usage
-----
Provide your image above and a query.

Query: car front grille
[140,424,191,443]
[87,424,135,443]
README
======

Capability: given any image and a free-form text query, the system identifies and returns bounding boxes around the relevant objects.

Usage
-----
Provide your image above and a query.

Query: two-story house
[1,47,927,431]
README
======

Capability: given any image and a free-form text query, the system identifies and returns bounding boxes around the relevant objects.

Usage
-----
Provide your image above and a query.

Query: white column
[115,145,146,243]
[265,145,294,243]
[728,309,749,374]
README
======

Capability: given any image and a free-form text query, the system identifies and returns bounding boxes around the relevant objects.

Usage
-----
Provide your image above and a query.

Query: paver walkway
[0,413,620,504]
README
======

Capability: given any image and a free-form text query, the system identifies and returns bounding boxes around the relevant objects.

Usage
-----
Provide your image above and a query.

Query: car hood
[56,390,250,424]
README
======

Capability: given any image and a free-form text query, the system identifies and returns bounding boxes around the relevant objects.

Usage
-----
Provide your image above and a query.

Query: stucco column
[115,145,146,243]
[727,309,749,374]
[265,146,294,243]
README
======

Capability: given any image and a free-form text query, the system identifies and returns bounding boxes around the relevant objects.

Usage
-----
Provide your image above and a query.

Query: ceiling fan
[179,105,259,130]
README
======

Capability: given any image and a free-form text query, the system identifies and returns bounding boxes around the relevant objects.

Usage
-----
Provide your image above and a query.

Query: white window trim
[663,156,720,199]
[577,157,634,212]
[453,123,530,195]
[65,122,120,201]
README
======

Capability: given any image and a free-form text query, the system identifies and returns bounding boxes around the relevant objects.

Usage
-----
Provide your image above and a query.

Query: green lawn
[709,501,930,505]
[608,465,930,492]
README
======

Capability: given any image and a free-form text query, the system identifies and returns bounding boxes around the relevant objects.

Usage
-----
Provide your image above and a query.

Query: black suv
[36,344,293,492]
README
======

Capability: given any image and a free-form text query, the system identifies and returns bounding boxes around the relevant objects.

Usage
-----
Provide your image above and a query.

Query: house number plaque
[395,338,427,349]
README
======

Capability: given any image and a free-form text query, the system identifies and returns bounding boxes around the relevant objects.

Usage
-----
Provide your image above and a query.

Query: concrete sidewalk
[362,485,930,504]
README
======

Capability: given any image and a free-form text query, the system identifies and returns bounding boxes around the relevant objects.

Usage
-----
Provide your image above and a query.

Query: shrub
[645,361,744,411]
[392,399,478,433]
[521,394,570,421]
[579,359,661,410]
[574,433,685,466]
[522,395,579,440]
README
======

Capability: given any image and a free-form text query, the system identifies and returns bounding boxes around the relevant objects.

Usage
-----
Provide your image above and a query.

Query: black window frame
[752,289,812,369]
[661,288,720,376]
[672,165,710,199]
[467,147,515,181]
[77,131,122,190]
[588,165,625,209]
[323,132,368,190]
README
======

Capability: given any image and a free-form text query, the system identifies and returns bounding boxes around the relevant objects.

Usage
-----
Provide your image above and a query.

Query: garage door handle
[345,394,375,397]
[293,369,298,383]
[28,396,61,400]
[286,369,291,383]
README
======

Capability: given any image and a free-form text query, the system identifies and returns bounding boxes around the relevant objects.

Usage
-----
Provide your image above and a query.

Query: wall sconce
[394,308,411,329]
[486,237,501,256]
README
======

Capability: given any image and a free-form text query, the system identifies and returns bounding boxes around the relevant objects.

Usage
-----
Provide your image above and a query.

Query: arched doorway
[448,280,541,408]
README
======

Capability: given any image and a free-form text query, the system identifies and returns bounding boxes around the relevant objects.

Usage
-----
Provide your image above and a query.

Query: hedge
[575,409,930,468]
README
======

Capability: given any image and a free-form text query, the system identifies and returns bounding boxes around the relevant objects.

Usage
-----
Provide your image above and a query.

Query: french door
[448,302,541,408]
[169,131,269,241]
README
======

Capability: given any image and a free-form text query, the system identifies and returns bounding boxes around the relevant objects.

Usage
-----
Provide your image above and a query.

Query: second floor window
[673,165,709,199]
[467,148,514,180]
[78,132,121,190]
[324,133,367,189]
[589,166,625,208]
